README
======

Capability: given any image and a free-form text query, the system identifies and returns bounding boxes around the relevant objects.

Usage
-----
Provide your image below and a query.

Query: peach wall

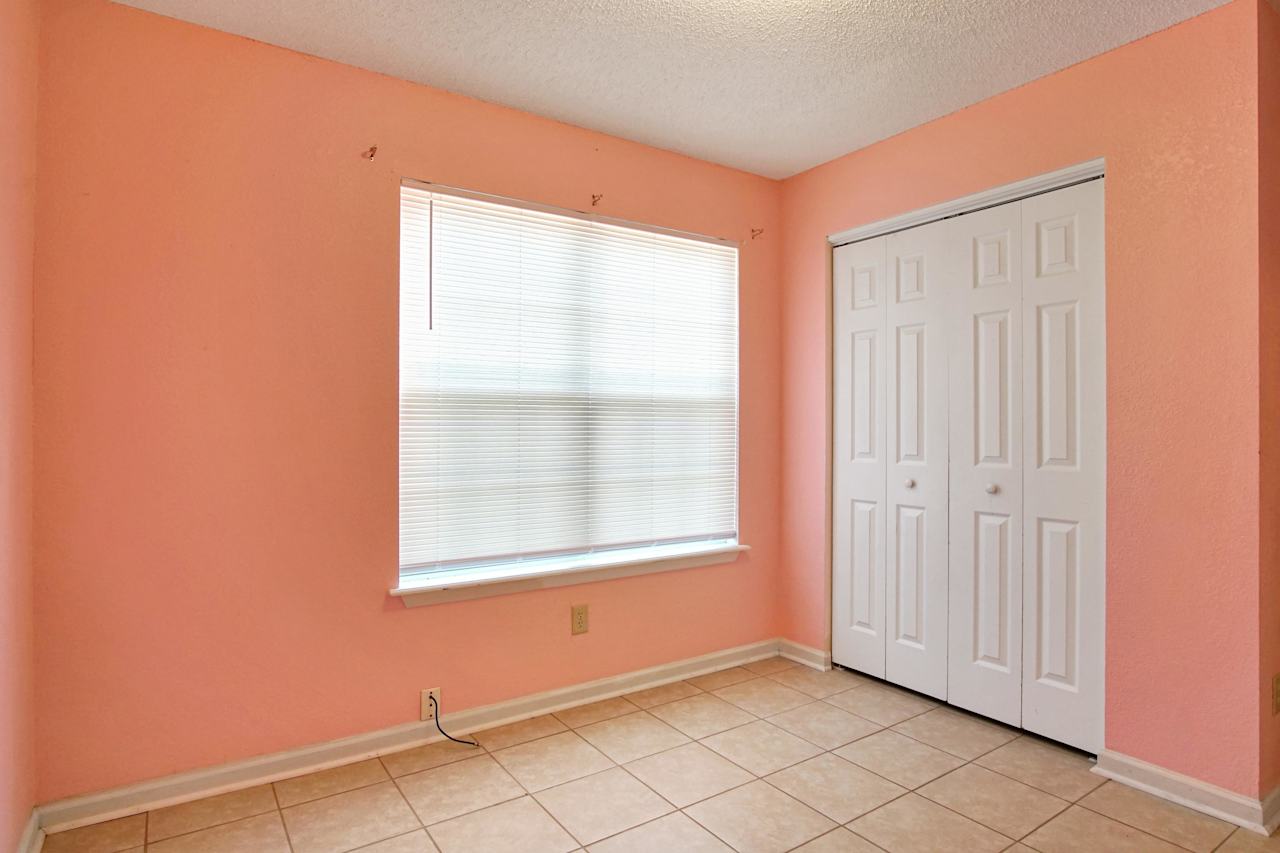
[1259,0,1280,795]
[33,0,782,801]
[0,0,39,845]
[779,0,1265,797]
[29,0,1277,810]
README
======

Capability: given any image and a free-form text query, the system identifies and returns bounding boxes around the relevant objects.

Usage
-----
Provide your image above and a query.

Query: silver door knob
[985,483,999,495]
[904,478,916,489]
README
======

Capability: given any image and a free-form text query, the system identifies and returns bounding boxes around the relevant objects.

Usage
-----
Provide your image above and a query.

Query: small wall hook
[751,228,764,240]
[591,193,603,207]
[361,145,378,160]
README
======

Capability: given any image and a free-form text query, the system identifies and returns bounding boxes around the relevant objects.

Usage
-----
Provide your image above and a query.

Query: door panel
[885,220,951,699]
[948,202,1024,726]
[1020,180,1105,753]
[832,239,887,677]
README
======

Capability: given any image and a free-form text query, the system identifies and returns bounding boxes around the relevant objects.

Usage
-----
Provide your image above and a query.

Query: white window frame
[392,181,746,607]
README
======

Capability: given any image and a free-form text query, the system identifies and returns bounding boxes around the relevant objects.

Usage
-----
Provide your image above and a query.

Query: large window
[398,182,740,591]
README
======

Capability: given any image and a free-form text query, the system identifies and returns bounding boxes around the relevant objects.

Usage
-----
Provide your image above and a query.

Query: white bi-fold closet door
[831,177,1105,753]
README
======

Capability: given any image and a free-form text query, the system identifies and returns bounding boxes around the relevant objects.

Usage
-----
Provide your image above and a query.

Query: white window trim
[392,541,749,607]
[395,180,743,607]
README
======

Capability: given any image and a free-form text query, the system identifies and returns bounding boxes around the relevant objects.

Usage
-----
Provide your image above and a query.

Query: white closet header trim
[827,158,1105,247]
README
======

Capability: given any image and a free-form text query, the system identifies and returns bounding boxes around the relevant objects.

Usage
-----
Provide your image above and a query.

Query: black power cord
[429,694,478,747]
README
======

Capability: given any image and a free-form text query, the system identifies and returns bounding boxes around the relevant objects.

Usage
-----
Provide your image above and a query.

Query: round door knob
[904,478,916,489]
[985,483,999,495]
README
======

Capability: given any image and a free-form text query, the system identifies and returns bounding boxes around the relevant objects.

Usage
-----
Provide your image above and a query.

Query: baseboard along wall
[1094,750,1279,836]
[33,637,827,838]
[26,637,1278,846]
[15,811,41,853]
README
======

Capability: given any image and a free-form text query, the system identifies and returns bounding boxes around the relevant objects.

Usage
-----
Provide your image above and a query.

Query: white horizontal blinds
[399,184,739,576]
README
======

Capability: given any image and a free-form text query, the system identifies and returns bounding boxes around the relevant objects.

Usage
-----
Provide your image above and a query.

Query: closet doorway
[830,163,1105,753]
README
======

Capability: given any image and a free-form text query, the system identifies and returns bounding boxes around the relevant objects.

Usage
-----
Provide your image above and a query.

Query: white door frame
[826,157,1106,747]
[827,159,1105,248]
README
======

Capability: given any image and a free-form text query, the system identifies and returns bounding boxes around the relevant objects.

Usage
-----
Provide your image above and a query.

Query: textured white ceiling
[112,0,1228,178]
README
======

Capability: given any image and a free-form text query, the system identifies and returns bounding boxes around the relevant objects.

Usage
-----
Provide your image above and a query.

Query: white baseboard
[35,636,829,836]
[779,638,831,671]
[16,809,42,853]
[1262,784,1280,836]
[1095,750,1279,836]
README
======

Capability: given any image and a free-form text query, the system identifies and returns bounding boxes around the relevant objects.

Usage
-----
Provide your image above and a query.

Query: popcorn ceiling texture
[111,0,1227,178]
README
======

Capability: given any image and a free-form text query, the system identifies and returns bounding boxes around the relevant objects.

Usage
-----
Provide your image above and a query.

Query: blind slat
[400,185,739,574]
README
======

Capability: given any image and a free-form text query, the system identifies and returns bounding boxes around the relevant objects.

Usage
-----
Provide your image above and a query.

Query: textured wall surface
[0,0,39,846]
[34,0,782,802]
[779,0,1264,797]
[1258,0,1280,796]
[110,0,1227,178]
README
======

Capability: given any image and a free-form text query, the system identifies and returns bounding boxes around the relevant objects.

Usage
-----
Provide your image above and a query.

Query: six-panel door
[829,178,1105,754]
[947,202,1025,726]
[1020,181,1105,753]
[832,238,888,678]
[885,219,952,700]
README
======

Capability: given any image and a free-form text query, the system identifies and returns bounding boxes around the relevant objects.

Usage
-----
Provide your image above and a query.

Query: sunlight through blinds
[399,183,739,580]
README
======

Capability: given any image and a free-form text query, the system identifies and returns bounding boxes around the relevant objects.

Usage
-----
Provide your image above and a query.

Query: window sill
[391,542,749,607]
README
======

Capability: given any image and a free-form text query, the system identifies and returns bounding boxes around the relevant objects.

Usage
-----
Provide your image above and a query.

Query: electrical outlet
[571,604,589,635]
[1273,674,1280,716]
[420,687,441,722]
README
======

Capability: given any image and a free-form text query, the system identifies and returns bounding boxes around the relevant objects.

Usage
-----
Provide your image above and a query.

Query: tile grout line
[1211,828,1243,852]
[965,750,1102,802]
[570,809,678,850]
[527,789,589,850]
[347,828,434,853]
[498,727,615,849]
[891,736,1068,845]
[1003,794,1073,849]
[1067,794,1219,853]
[888,751,1208,853]
[782,826,890,853]
[386,762,427,848]
[139,800,280,849]
[554,762,683,848]
[845,825,893,852]
[1071,782,1235,849]
[267,782,296,853]
[676,797,746,852]
[150,778,395,848]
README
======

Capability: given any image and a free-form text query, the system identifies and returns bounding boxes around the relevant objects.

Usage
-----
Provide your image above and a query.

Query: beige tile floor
[42,656,1276,853]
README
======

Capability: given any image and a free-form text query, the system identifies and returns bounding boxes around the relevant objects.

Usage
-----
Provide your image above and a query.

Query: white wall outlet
[420,687,442,722]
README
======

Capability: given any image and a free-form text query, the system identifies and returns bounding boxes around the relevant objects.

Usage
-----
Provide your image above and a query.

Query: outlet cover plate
[421,687,441,722]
